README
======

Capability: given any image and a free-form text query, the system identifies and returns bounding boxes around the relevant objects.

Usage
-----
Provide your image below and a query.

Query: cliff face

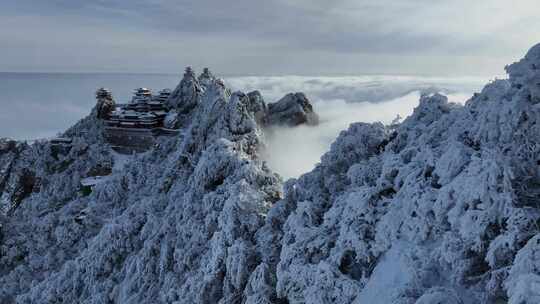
[265,92,319,127]
[1,45,540,304]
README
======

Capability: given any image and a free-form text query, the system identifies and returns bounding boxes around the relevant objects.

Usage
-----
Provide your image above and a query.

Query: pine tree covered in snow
[0,44,540,304]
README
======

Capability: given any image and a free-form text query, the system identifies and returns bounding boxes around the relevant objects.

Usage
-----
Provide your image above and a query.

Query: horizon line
[0,70,499,80]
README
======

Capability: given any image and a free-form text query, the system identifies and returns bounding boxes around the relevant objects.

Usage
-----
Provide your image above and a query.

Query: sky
[1,1,539,75]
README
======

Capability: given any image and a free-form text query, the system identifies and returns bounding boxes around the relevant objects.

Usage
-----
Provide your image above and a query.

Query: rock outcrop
[168,67,203,115]
[95,88,116,119]
[506,44,540,104]
[242,90,319,128]
[246,90,268,125]
[167,68,319,130]
[198,67,215,88]
[265,92,319,127]
[1,44,540,304]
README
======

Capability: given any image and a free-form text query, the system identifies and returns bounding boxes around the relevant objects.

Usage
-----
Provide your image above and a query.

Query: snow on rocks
[163,109,180,129]
[415,287,463,304]
[506,43,540,104]
[0,76,283,303]
[505,235,540,303]
[273,44,540,303]
[1,44,540,303]
[265,92,319,127]
[168,66,203,114]
[198,67,215,89]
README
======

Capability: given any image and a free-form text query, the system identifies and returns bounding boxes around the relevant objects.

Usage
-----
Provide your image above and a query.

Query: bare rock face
[246,90,268,125]
[0,139,27,214]
[265,92,319,127]
[243,90,318,128]
[95,88,116,119]
[96,99,115,119]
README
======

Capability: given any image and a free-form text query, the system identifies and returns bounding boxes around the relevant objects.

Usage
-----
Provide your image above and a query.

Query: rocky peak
[198,67,215,88]
[167,66,202,112]
[265,92,319,127]
[184,66,196,79]
[246,90,267,125]
[506,43,540,103]
[95,88,116,119]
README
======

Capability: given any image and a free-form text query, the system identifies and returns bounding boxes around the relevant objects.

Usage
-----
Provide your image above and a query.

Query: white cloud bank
[226,75,487,178]
[226,75,488,103]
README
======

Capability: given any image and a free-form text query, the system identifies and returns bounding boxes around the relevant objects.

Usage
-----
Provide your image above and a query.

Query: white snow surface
[1,44,540,303]
[80,176,108,187]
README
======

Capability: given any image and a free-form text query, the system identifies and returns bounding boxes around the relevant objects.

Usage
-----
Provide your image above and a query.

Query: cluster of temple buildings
[104,88,171,130]
[96,86,175,152]
[94,67,218,152]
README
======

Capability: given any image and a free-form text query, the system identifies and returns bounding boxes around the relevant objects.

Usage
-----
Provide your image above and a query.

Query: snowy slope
[273,45,540,304]
[1,44,540,304]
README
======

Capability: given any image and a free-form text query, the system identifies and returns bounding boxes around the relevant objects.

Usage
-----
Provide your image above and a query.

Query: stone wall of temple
[104,128,155,152]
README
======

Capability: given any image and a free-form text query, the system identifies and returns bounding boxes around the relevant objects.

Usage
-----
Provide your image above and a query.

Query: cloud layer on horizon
[226,75,488,104]
[0,73,484,140]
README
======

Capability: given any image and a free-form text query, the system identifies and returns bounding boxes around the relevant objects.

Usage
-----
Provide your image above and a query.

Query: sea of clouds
[227,75,488,178]
[226,75,486,104]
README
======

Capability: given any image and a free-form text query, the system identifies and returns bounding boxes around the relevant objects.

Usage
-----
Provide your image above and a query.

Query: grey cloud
[1,0,539,74]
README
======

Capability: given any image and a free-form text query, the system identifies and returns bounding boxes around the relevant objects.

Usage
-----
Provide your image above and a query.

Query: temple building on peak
[100,87,177,153]
[152,88,172,103]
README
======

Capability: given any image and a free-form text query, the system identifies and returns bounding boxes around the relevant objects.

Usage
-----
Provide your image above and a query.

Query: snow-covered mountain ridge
[1,44,540,303]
